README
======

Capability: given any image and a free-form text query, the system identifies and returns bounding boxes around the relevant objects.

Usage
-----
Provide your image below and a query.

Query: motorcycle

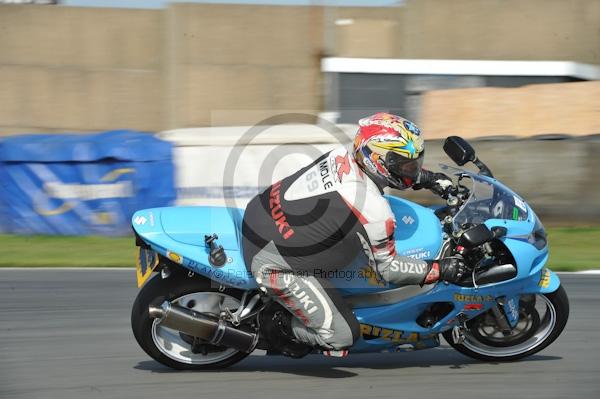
[130,136,569,370]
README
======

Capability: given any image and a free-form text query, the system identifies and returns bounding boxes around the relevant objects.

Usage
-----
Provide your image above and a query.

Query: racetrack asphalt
[0,270,598,399]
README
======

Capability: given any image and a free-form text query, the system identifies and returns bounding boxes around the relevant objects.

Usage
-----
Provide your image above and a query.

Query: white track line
[556,270,600,275]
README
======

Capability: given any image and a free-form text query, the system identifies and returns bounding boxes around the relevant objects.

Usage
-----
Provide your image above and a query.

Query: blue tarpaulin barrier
[0,130,176,235]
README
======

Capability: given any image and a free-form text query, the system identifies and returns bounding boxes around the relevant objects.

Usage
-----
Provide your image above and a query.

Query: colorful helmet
[353,112,425,190]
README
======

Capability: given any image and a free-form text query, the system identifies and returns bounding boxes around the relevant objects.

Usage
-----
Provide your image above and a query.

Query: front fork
[451,298,517,344]
[451,313,469,344]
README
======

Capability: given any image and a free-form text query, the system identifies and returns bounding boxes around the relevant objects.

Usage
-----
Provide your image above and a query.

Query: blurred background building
[1,0,599,133]
[0,0,599,226]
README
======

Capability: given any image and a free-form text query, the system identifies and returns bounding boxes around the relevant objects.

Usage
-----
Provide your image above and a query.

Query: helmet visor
[385,151,424,186]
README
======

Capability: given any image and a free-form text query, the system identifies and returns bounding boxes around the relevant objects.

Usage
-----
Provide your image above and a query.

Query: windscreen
[439,165,530,230]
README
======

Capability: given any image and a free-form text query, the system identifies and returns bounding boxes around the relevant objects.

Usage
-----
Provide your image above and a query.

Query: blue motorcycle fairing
[161,206,244,250]
[329,203,558,353]
[330,195,443,295]
[132,207,257,289]
[480,203,556,289]
[532,267,560,294]
[386,195,443,257]
[131,176,561,354]
[132,195,444,292]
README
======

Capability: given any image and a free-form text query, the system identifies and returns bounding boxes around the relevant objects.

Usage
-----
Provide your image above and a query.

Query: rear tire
[443,286,569,362]
[131,271,251,370]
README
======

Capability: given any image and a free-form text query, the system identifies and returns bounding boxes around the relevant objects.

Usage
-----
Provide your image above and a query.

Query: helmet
[352,112,425,190]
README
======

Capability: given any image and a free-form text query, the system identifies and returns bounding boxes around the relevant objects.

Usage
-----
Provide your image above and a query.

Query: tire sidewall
[442,286,570,362]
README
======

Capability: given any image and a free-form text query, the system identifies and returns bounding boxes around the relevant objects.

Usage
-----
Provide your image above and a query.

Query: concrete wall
[330,6,403,58]
[401,0,600,64]
[0,5,164,134]
[329,0,600,64]
[166,4,323,127]
[0,3,324,133]
[1,1,600,135]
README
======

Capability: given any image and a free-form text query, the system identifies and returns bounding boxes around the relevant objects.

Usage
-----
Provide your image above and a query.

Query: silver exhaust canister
[148,301,258,353]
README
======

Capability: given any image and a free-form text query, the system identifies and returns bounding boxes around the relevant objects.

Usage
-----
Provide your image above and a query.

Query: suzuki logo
[402,216,415,225]
[134,216,147,225]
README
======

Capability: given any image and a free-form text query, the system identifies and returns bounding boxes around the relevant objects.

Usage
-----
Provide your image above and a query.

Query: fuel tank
[331,195,443,295]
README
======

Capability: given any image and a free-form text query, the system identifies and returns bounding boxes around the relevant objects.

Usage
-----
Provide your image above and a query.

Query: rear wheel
[131,271,251,370]
[443,286,569,362]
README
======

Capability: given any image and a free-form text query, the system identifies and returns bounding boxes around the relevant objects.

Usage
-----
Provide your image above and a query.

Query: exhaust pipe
[148,301,258,353]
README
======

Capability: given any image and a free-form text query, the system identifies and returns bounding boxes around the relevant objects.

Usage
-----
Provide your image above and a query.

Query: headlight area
[529,217,547,250]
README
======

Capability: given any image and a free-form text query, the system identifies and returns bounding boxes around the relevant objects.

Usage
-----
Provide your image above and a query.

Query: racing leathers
[242,146,458,351]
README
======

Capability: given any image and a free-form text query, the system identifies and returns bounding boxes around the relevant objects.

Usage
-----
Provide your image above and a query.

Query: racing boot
[260,305,313,358]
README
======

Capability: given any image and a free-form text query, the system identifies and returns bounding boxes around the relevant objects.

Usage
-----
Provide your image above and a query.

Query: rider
[241,112,467,357]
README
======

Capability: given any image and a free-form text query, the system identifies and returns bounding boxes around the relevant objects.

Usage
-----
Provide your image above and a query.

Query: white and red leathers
[242,146,433,351]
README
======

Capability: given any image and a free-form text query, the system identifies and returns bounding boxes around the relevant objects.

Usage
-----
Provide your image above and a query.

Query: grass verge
[0,227,597,271]
[0,235,135,267]
[543,227,599,271]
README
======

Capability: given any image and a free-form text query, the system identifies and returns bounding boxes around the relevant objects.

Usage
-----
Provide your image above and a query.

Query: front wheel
[131,271,251,370]
[443,286,569,362]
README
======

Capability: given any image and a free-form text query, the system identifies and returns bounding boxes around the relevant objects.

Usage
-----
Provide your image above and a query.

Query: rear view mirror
[459,224,493,248]
[443,136,476,166]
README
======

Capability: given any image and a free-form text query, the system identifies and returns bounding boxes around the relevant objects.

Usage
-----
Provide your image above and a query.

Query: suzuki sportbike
[130,136,569,369]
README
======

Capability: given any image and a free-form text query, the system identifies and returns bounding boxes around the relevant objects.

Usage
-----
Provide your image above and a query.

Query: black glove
[423,256,468,285]
[414,170,453,199]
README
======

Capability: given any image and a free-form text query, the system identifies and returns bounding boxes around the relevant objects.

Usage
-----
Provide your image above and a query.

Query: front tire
[443,286,569,362]
[131,271,251,370]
